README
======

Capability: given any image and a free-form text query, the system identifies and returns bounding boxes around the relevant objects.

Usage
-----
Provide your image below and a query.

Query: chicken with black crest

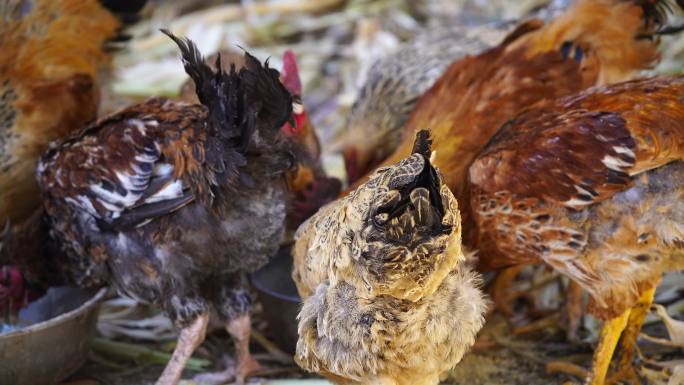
[37,30,303,385]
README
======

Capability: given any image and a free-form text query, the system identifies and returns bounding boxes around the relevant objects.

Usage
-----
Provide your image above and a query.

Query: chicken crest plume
[160,29,294,195]
[292,130,486,385]
[161,29,292,145]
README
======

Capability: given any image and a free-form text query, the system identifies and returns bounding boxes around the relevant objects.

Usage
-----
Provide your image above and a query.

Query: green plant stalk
[92,337,211,371]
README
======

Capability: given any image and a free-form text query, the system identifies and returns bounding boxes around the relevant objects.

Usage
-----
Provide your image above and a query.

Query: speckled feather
[469,76,684,318]
[37,36,297,327]
[293,131,486,385]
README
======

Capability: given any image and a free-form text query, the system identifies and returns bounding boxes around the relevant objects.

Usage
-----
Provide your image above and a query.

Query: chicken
[37,32,303,385]
[180,48,340,229]
[292,131,487,385]
[0,265,39,316]
[341,0,683,330]
[335,2,576,184]
[0,0,145,228]
[333,23,513,183]
[468,75,684,385]
[360,0,683,197]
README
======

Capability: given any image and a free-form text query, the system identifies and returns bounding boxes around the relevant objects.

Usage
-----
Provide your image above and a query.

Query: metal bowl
[0,286,107,385]
[251,247,301,354]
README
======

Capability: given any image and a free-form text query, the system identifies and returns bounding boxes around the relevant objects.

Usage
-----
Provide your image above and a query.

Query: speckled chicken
[292,131,487,385]
[37,32,303,385]
[468,75,684,385]
[339,0,684,332]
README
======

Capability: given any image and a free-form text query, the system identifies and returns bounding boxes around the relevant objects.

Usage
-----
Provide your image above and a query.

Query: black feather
[162,30,295,192]
[240,52,293,132]
[411,129,433,159]
[635,0,684,35]
[160,29,217,109]
[103,194,194,231]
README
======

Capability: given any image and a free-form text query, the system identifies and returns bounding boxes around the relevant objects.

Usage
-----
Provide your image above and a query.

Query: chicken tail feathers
[161,30,217,106]
[163,29,292,139]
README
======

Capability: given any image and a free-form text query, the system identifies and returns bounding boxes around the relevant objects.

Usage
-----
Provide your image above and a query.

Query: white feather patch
[564,198,593,208]
[129,119,147,135]
[144,179,184,203]
[612,146,635,158]
[574,185,595,198]
[153,163,174,177]
[90,184,138,208]
[602,155,632,171]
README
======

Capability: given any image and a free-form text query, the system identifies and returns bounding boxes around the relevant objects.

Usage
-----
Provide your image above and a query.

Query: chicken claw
[194,314,261,385]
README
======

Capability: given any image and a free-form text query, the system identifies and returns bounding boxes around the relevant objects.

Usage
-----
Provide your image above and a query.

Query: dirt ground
[64,310,684,385]
[61,315,651,385]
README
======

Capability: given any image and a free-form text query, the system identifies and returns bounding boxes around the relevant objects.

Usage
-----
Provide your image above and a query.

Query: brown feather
[469,75,684,317]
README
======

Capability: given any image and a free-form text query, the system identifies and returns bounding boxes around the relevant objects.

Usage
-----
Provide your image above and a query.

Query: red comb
[281,50,302,96]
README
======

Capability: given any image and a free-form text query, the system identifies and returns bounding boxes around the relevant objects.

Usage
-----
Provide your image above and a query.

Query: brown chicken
[333,23,513,183]
[335,3,577,184]
[180,48,339,229]
[37,32,305,385]
[342,0,683,332]
[350,0,683,195]
[0,0,145,228]
[468,75,684,385]
[292,131,487,385]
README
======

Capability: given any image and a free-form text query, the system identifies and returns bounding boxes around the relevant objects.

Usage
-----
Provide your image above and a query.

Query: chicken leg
[546,309,630,385]
[193,314,261,385]
[547,286,657,385]
[584,309,631,385]
[492,265,528,317]
[566,281,585,342]
[156,313,209,385]
[605,286,656,385]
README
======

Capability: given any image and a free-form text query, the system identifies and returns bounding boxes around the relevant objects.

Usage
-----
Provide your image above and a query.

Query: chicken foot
[547,309,629,384]
[546,286,656,385]
[193,314,261,385]
[605,286,656,385]
[156,313,209,385]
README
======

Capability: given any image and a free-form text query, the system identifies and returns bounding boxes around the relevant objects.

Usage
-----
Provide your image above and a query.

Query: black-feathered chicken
[37,31,301,385]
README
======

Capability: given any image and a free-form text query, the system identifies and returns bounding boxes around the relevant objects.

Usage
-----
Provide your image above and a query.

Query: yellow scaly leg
[606,286,657,385]
[585,309,631,385]
[546,309,630,385]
